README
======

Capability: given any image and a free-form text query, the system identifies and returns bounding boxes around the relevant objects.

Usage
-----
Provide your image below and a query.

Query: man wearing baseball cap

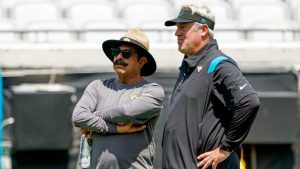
[73,28,165,169]
[161,2,260,169]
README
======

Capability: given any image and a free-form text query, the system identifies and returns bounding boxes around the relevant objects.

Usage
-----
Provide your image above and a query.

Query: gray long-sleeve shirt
[72,78,165,169]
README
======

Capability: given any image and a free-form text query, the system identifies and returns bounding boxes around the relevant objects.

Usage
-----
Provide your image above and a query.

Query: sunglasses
[111,48,137,59]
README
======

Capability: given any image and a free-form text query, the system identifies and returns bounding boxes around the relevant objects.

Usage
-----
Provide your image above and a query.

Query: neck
[186,39,211,57]
[118,75,143,84]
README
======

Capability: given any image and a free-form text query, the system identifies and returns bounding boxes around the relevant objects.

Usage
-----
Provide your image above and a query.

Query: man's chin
[115,68,126,75]
[178,46,184,53]
[178,48,189,56]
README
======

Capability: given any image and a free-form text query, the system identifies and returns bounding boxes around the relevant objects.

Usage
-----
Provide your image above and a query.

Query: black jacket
[162,40,260,169]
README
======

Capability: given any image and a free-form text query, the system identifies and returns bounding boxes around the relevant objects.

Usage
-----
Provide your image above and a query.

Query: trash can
[6,83,76,169]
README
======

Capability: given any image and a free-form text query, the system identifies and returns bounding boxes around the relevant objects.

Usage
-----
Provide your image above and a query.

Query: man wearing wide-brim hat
[72,28,165,169]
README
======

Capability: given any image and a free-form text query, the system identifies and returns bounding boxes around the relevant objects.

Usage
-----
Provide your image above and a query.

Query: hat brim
[102,40,156,76]
[165,18,194,26]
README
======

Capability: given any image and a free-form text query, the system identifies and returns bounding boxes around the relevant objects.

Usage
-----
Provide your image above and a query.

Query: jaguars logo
[130,93,140,100]
[178,9,184,17]
[200,17,207,23]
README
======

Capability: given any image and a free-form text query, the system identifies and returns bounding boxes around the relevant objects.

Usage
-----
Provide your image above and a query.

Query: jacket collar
[179,39,219,74]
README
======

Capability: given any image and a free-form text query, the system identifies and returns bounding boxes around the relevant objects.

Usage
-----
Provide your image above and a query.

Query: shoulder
[208,55,239,74]
[88,79,102,87]
[143,81,164,91]
[86,78,114,90]
[205,53,241,78]
[83,80,101,94]
[142,81,165,99]
[101,77,116,85]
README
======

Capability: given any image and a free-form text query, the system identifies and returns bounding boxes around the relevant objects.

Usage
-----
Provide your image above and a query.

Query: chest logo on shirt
[197,65,203,72]
[130,93,140,100]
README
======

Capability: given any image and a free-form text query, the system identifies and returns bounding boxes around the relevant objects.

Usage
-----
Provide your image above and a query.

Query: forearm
[95,89,164,124]
[96,103,162,124]
[221,93,260,151]
[72,105,117,133]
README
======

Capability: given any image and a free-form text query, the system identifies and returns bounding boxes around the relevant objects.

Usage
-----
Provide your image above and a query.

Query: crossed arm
[72,80,165,134]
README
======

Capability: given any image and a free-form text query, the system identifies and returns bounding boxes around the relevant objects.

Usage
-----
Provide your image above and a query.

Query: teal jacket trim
[207,55,229,74]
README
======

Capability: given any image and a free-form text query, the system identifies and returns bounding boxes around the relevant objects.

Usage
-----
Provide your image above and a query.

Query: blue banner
[0,68,3,169]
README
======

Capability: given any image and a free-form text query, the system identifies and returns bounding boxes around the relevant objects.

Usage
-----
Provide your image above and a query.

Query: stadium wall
[1,42,300,74]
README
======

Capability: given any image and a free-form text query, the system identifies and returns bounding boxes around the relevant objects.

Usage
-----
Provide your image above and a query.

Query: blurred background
[1,0,300,168]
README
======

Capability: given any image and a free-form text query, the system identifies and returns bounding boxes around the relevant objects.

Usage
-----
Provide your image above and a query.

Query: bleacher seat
[115,0,167,11]
[120,1,173,27]
[171,0,230,11]
[205,1,234,23]
[283,2,300,41]
[230,0,285,8]
[236,1,291,27]
[0,20,19,43]
[66,1,117,28]
[286,0,300,10]
[139,22,176,43]
[248,21,298,42]
[0,6,3,18]
[58,0,115,14]
[82,19,128,43]
[24,20,75,43]
[214,21,245,42]
[293,4,300,23]
[12,2,60,28]
[0,0,53,17]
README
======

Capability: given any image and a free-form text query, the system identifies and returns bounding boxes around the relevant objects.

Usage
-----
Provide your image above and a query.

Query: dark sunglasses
[111,48,137,59]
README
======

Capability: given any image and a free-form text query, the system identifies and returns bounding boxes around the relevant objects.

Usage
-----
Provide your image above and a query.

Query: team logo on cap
[178,9,184,17]
[200,17,207,23]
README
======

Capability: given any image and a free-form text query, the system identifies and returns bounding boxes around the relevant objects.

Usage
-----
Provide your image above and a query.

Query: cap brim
[165,18,194,26]
[102,40,156,76]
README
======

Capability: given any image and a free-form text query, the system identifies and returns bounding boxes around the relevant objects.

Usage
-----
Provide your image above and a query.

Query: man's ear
[200,24,209,37]
[139,56,147,68]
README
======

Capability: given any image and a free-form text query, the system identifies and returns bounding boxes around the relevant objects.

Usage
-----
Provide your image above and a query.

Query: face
[175,22,206,57]
[111,45,147,82]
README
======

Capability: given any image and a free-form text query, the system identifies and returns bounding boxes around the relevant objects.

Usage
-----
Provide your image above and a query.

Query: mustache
[113,59,128,67]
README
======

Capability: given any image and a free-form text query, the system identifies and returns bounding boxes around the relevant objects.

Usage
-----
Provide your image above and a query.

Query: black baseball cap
[165,7,215,30]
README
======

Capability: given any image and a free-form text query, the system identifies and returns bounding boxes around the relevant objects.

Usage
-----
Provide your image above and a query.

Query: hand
[80,128,88,134]
[117,123,146,133]
[80,128,93,138]
[197,147,230,169]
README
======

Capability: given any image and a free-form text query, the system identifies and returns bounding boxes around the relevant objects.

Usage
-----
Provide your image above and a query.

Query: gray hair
[182,2,215,39]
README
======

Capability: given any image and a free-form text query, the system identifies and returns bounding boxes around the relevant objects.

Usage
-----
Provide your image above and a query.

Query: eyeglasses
[111,48,137,59]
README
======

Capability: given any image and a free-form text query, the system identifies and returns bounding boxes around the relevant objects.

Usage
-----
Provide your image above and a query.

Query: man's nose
[114,53,123,60]
[175,29,181,36]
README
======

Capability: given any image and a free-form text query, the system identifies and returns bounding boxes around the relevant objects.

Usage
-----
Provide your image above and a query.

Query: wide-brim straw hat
[102,28,156,76]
